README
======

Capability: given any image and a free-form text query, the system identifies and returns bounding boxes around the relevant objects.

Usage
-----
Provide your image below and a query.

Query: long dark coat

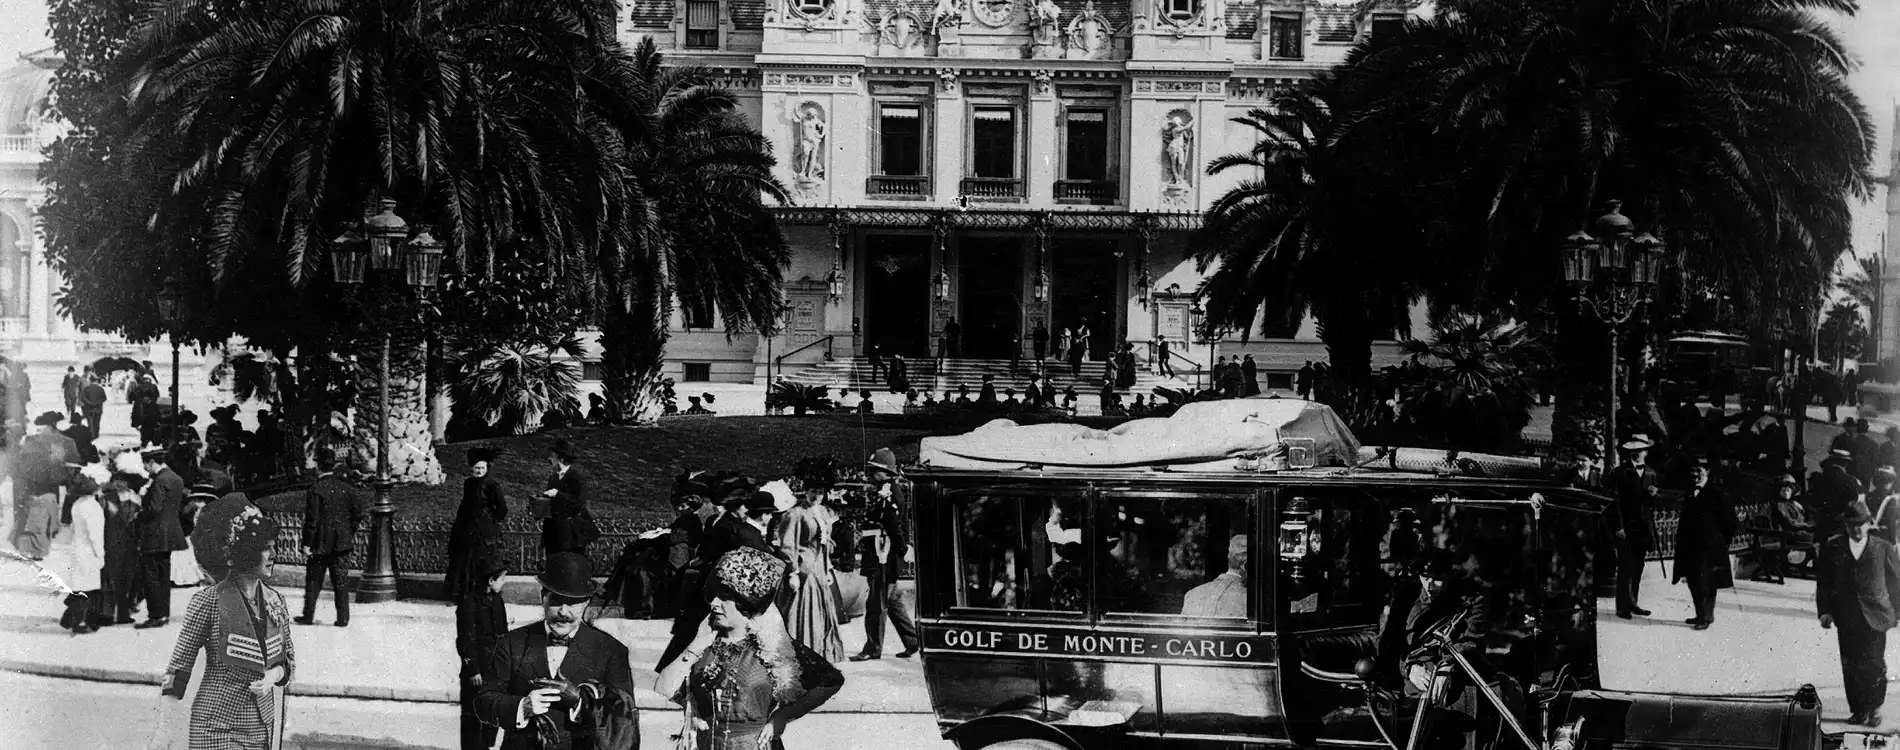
[302,475,366,555]
[138,468,189,553]
[542,465,594,553]
[101,496,141,597]
[445,476,509,600]
[1673,483,1738,591]
[475,622,636,750]
[1608,463,1659,550]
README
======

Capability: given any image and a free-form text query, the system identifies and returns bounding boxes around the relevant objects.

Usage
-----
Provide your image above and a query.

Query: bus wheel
[972,741,1069,750]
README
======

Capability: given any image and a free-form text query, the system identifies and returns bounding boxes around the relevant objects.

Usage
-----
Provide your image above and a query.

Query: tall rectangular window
[1370,14,1404,40]
[685,0,720,49]
[1063,109,1108,181]
[682,295,714,329]
[1269,13,1303,59]
[970,107,1016,178]
[878,104,924,176]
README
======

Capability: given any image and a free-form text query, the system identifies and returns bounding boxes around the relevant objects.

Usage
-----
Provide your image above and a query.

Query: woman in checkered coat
[147,496,296,750]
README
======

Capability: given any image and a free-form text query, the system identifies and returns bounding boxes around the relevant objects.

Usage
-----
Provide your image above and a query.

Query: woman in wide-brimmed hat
[771,478,844,662]
[658,547,843,749]
[148,498,295,750]
[444,447,509,601]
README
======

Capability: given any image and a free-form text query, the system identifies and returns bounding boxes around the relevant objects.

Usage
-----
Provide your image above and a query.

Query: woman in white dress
[61,469,109,634]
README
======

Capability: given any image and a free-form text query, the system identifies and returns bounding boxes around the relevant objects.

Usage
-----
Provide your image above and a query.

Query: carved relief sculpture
[1161,110,1195,205]
[930,0,963,33]
[880,1,924,53]
[1032,69,1053,95]
[1065,0,1113,59]
[1030,0,1062,44]
[938,68,962,94]
[790,102,828,199]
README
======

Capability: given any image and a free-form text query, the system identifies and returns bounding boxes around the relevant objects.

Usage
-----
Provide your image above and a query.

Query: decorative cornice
[773,206,1202,230]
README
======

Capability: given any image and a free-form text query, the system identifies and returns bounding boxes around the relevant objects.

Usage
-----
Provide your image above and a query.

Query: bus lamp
[1278,498,1316,561]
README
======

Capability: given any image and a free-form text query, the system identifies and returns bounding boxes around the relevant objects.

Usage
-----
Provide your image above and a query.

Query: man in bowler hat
[1815,448,1864,534]
[1819,499,1900,728]
[1673,459,1736,630]
[297,447,364,626]
[851,448,921,661]
[477,552,636,750]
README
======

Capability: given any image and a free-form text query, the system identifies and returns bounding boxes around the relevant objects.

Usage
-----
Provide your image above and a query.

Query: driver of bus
[1387,549,1488,695]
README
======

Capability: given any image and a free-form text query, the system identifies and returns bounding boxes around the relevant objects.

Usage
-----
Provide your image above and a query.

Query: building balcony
[0,134,44,163]
[1055,179,1119,206]
[865,175,930,200]
[960,177,1023,203]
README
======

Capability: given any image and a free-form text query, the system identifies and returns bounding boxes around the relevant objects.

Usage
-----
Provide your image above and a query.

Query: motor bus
[905,398,1887,750]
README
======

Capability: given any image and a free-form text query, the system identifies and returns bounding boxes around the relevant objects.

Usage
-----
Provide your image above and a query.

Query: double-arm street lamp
[1562,199,1667,471]
[329,197,445,603]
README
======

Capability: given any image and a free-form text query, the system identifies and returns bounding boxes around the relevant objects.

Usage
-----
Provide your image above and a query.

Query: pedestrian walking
[866,344,885,381]
[1819,499,1900,728]
[79,373,107,436]
[1155,335,1174,378]
[541,439,598,557]
[775,482,844,662]
[1074,324,1092,362]
[135,448,188,629]
[942,317,962,360]
[1673,459,1737,630]
[99,476,141,626]
[1242,354,1260,396]
[850,449,920,661]
[656,546,845,750]
[60,471,107,634]
[474,552,638,750]
[456,562,510,750]
[296,448,363,626]
[146,503,293,750]
[1816,449,1864,534]
[1032,322,1049,362]
[61,366,82,422]
[1296,361,1315,399]
[1067,334,1085,376]
[1054,326,1071,363]
[445,447,509,601]
[1609,436,1659,619]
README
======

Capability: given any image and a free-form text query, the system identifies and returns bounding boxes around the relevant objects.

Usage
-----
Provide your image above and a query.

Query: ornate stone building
[0,49,163,389]
[618,0,1431,387]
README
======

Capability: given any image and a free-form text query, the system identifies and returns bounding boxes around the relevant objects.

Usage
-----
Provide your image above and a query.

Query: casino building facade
[615,0,1432,387]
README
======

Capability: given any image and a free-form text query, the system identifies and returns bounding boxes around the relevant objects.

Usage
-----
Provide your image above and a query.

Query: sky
[0,2,1896,262]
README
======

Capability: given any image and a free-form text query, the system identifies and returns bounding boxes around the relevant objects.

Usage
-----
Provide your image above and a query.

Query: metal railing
[866,175,930,199]
[1055,179,1118,205]
[1146,342,1209,391]
[960,177,1023,201]
[773,335,836,384]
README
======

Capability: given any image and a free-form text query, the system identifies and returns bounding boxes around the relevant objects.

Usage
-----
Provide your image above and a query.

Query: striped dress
[163,582,296,750]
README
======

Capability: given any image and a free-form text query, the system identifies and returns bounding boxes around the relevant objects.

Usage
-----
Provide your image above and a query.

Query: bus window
[947,492,1087,614]
[1096,494,1257,624]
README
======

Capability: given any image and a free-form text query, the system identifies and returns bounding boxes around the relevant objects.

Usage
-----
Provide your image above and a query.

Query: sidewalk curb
[0,659,936,714]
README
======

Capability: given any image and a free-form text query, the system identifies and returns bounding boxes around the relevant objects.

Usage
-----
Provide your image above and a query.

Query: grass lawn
[256,415,940,526]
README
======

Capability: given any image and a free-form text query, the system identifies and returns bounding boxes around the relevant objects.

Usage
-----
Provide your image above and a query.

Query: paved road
[0,670,953,750]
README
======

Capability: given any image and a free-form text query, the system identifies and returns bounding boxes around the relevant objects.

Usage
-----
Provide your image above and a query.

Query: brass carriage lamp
[1277,498,1316,561]
[404,225,446,291]
[826,260,845,304]
[363,198,409,271]
[934,270,951,301]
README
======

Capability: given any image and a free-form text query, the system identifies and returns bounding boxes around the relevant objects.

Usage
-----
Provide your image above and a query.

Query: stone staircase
[775,356,1203,397]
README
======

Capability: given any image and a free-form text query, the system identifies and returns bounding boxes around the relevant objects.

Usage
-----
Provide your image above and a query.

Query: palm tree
[1191,79,1418,386]
[1340,0,1874,463]
[1397,313,1550,452]
[68,0,635,482]
[581,39,791,422]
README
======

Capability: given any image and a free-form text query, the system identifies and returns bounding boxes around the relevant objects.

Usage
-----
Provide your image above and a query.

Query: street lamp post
[156,276,185,454]
[329,199,444,603]
[1562,200,1667,471]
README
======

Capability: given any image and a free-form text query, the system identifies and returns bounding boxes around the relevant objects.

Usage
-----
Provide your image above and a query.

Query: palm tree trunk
[349,327,444,484]
[597,306,669,423]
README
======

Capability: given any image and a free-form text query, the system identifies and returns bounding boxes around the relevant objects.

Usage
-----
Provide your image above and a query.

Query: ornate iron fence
[267,511,669,576]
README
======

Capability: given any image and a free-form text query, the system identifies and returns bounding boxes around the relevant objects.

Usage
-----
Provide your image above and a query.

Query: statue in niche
[792,103,828,181]
[1162,111,1194,186]
[931,0,962,32]
[1029,0,1062,46]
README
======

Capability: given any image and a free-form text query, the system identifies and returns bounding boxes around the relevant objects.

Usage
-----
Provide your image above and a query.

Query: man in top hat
[1819,499,1900,727]
[1673,459,1736,630]
[1816,448,1865,534]
[476,552,636,750]
[1608,435,1660,619]
[542,439,595,556]
[297,447,364,626]
[852,448,921,661]
[135,447,189,628]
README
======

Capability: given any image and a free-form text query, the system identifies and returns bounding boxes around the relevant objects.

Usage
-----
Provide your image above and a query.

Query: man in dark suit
[134,448,188,629]
[1608,436,1660,619]
[60,367,82,422]
[1819,499,1900,727]
[297,448,364,626]
[1854,420,1883,485]
[852,448,921,661]
[78,373,106,436]
[1673,459,1737,630]
[542,439,594,556]
[477,553,637,750]
[1814,449,1864,535]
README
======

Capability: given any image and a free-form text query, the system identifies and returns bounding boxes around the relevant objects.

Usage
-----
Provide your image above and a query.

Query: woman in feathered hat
[148,498,295,750]
[444,447,509,601]
[658,547,843,749]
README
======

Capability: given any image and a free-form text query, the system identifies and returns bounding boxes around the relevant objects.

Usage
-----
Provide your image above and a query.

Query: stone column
[20,200,47,339]
[933,69,963,203]
[1027,71,1058,206]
